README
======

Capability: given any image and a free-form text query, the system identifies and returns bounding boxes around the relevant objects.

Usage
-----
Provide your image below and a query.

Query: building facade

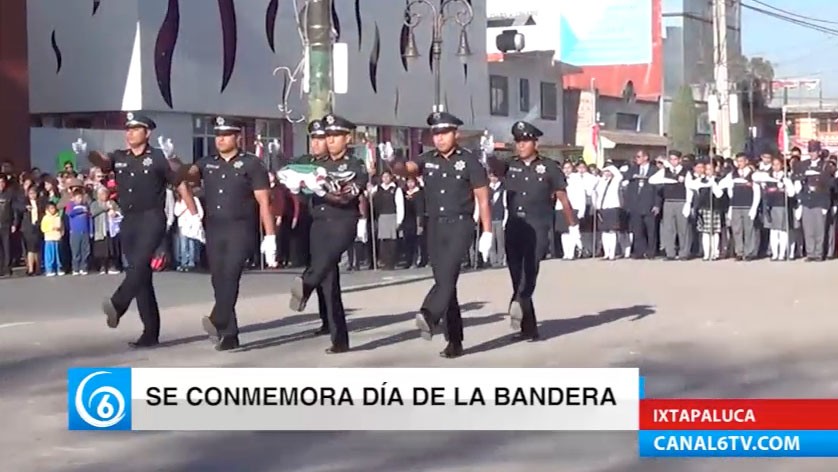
[27,0,488,171]
[564,89,667,164]
[0,0,29,170]
[661,0,742,151]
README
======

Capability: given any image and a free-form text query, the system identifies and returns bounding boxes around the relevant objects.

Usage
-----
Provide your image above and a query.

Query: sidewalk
[3,258,838,471]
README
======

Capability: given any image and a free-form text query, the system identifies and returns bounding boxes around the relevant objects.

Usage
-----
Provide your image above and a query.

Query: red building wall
[563,0,662,100]
[0,0,30,170]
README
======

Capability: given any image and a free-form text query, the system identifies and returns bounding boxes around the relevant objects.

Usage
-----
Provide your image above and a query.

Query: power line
[740,2,838,36]
[748,0,838,26]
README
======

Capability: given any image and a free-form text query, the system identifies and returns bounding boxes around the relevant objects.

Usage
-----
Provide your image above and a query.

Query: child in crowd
[174,192,204,271]
[91,187,122,274]
[41,201,64,276]
[66,189,92,275]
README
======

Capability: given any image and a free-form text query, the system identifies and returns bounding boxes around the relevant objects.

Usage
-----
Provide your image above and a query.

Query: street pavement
[2,259,838,471]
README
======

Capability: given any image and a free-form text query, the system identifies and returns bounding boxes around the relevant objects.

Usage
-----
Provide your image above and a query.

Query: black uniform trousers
[0,226,11,275]
[629,212,658,258]
[421,216,475,343]
[505,216,550,334]
[302,216,357,347]
[205,219,256,337]
[110,210,167,339]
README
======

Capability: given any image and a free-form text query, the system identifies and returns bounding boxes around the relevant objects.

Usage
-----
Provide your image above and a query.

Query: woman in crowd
[91,187,123,274]
[20,185,45,276]
[593,163,625,260]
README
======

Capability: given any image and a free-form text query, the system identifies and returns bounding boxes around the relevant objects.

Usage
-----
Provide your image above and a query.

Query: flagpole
[781,105,790,261]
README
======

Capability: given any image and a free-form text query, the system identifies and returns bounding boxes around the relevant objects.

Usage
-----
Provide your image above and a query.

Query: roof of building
[600,130,668,147]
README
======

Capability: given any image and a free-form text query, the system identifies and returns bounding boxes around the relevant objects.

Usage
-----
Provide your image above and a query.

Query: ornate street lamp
[402,0,474,112]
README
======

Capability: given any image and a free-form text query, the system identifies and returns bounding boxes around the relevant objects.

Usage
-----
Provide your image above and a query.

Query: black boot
[439,341,463,359]
[215,336,241,351]
[128,334,159,349]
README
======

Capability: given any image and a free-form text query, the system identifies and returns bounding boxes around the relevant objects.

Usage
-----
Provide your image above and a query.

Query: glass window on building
[819,118,832,134]
[519,78,530,112]
[192,115,217,162]
[540,82,558,120]
[616,113,640,131]
[490,75,509,116]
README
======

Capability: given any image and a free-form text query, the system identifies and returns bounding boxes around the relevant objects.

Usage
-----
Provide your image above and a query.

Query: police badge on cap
[214,116,242,133]
[125,112,156,130]
[323,114,356,134]
[308,119,326,137]
[511,121,543,141]
[426,112,463,134]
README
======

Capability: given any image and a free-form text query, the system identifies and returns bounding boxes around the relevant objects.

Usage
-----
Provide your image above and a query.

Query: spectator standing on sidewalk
[174,191,204,272]
[41,202,64,276]
[0,176,20,277]
[21,185,45,276]
[66,189,92,275]
[91,187,122,274]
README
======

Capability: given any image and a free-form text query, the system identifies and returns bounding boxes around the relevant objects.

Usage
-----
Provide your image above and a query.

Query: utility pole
[306,0,333,120]
[712,0,731,157]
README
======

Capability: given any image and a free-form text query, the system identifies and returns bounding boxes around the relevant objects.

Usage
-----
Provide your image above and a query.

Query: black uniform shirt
[504,156,566,219]
[413,147,488,218]
[310,153,368,219]
[111,146,181,214]
[196,151,270,222]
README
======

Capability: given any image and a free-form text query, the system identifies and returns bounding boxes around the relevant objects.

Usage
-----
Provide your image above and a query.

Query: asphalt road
[0,267,433,322]
[2,259,838,471]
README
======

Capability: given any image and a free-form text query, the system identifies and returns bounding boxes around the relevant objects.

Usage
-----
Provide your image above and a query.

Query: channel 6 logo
[68,368,132,430]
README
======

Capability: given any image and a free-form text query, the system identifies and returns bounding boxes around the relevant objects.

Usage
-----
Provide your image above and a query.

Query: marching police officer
[503,121,577,341]
[91,112,201,348]
[288,114,368,354]
[297,119,332,336]
[184,117,277,351]
[395,112,493,358]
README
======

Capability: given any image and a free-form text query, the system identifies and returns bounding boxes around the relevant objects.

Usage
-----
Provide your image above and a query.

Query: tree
[731,54,775,101]
[668,85,698,154]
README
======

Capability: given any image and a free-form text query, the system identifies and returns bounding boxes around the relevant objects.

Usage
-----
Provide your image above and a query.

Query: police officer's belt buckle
[515,211,528,218]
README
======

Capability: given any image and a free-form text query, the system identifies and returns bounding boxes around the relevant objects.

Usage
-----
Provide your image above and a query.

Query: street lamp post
[402,0,474,112]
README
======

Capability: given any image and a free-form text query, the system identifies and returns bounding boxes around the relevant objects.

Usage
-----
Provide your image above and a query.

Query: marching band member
[753,156,796,261]
[593,164,624,260]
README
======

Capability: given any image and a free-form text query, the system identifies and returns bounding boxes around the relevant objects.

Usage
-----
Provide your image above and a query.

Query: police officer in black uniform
[395,112,493,358]
[288,114,368,354]
[503,121,577,341]
[296,119,332,336]
[185,117,277,350]
[92,112,201,348]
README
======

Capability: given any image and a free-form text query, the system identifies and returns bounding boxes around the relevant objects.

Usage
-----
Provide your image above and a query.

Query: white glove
[794,206,803,221]
[478,232,493,261]
[726,208,732,222]
[567,224,581,244]
[260,236,278,268]
[681,203,691,219]
[576,209,585,219]
[822,208,828,216]
[748,208,757,221]
[356,218,368,243]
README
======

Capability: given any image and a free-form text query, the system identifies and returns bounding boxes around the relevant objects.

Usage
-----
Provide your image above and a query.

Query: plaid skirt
[697,208,722,234]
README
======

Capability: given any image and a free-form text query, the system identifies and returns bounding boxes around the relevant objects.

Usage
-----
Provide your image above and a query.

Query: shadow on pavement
[463,304,656,356]
[51,345,838,472]
[350,302,491,351]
